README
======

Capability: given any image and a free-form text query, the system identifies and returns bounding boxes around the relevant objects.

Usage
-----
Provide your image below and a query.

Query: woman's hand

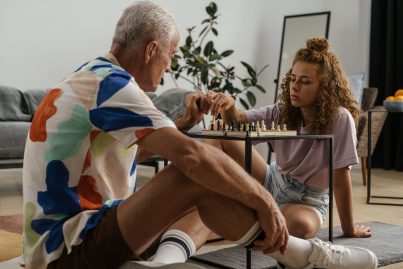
[209,91,235,117]
[351,224,371,238]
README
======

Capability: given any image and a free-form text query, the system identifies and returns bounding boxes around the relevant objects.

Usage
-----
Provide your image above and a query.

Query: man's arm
[138,92,211,161]
[136,127,288,252]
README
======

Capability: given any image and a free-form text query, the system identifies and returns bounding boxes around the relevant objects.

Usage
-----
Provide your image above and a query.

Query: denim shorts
[263,163,329,224]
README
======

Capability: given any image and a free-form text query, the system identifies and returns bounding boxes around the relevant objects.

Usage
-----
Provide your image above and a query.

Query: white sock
[268,236,313,269]
[151,229,196,264]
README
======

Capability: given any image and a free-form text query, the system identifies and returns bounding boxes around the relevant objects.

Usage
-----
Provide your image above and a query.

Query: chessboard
[202,120,297,137]
[201,129,297,137]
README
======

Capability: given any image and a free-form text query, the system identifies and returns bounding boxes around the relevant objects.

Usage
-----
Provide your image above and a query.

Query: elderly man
[23,1,377,269]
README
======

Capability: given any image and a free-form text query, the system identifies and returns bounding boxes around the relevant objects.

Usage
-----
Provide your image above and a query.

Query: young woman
[208,37,371,239]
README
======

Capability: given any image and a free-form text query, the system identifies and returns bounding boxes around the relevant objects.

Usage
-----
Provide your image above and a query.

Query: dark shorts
[47,207,134,269]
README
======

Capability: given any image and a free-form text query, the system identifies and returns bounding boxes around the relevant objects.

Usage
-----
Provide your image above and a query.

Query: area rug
[0,230,22,262]
[0,214,23,262]
[191,222,403,268]
[0,214,23,235]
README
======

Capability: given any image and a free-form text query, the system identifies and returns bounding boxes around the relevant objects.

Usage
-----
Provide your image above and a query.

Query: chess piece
[217,119,222,130]
[241,124,245,131]
[276,124,281,131]
[282,124,287,131]
[271,122,275,131]
[256,121,260,130]
[251,122,255,131]
[261,120,267,131]
[210,119,215,130]
[245,123,250,131]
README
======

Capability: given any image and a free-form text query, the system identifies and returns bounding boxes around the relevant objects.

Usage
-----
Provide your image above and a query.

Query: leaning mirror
[274,12,331,102]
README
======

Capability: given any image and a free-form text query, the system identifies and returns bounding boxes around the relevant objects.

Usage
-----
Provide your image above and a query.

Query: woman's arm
[334,167,371,238]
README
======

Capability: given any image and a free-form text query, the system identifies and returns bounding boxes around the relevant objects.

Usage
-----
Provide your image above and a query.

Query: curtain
[369,0,403,171]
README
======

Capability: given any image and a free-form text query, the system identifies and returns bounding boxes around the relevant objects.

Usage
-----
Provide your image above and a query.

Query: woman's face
[289,61,320,109]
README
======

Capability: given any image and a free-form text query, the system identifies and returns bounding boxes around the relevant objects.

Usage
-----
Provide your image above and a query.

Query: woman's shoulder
[331,107,355,128]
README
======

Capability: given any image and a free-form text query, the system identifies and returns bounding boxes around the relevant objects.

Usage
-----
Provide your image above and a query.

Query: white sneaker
[303,238,378,269]
[119,260,206,269]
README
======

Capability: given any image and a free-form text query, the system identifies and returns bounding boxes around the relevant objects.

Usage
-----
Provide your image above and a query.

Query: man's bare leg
[206,139,322,239]
[206,139,267,185]
[117,164,256,257]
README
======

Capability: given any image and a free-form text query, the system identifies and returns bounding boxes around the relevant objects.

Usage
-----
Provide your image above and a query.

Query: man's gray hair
[113,1,178,48]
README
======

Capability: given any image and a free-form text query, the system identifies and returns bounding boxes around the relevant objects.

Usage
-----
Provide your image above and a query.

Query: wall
[0,0,371,158]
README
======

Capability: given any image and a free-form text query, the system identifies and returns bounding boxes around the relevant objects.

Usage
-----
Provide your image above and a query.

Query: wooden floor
[1,165,402,268]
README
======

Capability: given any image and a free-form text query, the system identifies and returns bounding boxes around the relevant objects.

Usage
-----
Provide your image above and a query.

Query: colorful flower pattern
[22,53,176,268]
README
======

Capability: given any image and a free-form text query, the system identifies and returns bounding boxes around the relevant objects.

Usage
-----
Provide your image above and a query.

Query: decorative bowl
[383,100,403,112]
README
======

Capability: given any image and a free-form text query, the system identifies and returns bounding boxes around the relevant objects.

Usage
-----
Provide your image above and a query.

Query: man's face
[139,32,179,92]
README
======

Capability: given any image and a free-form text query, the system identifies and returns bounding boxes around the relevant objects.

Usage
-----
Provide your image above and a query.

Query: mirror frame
[274,11,331,102]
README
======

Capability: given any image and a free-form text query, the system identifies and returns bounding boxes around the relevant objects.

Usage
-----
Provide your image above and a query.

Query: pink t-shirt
[245,103,359,190]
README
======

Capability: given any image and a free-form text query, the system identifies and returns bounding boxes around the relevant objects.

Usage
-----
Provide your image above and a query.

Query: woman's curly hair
[278,37,360,134]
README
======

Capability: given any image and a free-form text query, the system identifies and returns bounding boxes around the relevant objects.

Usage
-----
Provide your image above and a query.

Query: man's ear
[144,41,158,64]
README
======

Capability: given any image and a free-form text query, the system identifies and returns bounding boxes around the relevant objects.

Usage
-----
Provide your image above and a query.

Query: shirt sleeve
[245,104,278,124]
[332,108,359,169]
[89,78,176,148]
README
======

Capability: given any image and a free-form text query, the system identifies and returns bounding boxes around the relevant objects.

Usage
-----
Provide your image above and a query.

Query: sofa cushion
[152,88,193,120]
[0,122,30,159]
[23,89,49,116]
[0,85,31,121]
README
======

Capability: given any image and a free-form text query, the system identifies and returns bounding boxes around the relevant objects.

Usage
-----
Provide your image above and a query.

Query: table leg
[245,137,252,269]
[328,137,333,243]
[367,111,372,204]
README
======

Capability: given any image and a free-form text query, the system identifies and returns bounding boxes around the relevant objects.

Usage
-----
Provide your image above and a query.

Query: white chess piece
[282,124,287,131]
[261,120,266,131]
[271,122,275,131]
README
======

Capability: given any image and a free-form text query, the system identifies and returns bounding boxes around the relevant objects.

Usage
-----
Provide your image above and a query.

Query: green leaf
[209,53,222,61]
[246,91,256,106]
[206,2,217,16]
[239,98,249,109]
[221,50,234,57]
[203,41,214,57]
[199,25,209,37]
[212,28,218,36]
[210,2,218,15]
[201,19,210,24]
[201,66,209,84]
[241,79,252,87]
[255,84,266,93]
[241,61,256,77]
[186,36,193,46]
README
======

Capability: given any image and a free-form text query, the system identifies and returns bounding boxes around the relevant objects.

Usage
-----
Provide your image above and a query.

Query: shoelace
[311,239,343,267]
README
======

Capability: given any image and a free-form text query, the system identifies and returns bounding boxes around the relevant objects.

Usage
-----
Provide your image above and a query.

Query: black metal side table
[367,110,403,205]
[187,132,334,269]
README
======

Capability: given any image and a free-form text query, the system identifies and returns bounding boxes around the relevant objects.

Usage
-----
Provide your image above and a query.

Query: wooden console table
[367,110,403,206]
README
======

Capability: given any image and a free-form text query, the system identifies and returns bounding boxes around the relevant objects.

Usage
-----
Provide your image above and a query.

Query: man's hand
[175,91,211,131]
[209,91,235,117]
[252,196,289,254]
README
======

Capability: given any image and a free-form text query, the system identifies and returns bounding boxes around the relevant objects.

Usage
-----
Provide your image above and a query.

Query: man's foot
[119,260,206,269]
[303,238,378,269]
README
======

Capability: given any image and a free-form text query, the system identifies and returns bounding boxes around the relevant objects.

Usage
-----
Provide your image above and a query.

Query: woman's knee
[287,217,319,239]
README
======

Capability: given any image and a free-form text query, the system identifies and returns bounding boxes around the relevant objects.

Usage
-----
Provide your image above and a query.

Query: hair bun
[306,37,329,53]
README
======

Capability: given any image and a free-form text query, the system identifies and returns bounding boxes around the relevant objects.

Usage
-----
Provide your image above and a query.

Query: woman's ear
[144,41,158,64]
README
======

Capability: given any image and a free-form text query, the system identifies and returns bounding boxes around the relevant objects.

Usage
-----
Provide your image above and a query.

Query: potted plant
[169,2,268,109]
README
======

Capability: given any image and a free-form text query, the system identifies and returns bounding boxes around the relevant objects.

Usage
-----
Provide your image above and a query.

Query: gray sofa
[0,84,193,169]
